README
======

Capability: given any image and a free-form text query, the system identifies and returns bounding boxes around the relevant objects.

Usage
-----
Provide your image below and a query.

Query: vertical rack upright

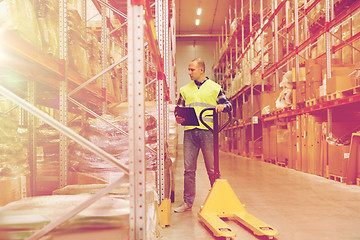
[0,0,175,238]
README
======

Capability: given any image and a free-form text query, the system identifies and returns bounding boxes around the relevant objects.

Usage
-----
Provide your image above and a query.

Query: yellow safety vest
[180,80,221,131]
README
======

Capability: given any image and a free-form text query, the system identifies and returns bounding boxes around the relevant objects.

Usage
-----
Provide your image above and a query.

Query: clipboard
[175,106,200,126]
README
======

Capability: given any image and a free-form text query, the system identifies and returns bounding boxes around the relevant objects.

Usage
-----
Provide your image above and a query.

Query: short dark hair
[191,58,205,72]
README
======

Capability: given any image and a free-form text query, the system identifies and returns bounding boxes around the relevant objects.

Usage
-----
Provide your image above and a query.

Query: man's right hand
[175,114,185,124]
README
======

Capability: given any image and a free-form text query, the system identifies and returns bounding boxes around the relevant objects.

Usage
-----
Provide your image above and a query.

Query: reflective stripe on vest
[180,80,221,130]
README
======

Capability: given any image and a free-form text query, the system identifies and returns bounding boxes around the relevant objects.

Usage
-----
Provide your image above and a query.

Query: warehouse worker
[174,58,232,213]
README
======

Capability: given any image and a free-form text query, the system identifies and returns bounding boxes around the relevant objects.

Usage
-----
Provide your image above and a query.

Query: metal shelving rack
[0,0,175,238]
[215,0,360,163]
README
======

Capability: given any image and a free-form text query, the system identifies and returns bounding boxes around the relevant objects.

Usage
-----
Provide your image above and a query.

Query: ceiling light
[197,8,202,15]
[195,19,200,25]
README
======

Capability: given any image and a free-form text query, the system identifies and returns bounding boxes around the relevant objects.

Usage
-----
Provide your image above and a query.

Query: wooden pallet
[326,92,343,101]
[264,159,272,163]
[326,85,360,101]
[329,174,344,183]
[264,158,276,164]
[318,96,327,104]
[296,101,306,109]
[277,162,286,168]
[305,98,318,107]
[340,86,360,97]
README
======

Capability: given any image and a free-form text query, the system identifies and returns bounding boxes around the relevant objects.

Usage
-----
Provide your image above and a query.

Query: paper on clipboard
[175,106,200,126]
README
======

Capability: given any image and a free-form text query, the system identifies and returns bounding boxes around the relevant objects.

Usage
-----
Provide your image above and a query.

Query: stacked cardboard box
[242,95,261,122]
[288,121,297,170]
[295,115,302,171]
[328,145,350,179]
[305,60,322,99]
[238,128,247,156]
[276,122,290,166]
[349,133,360,185]
[326,66,356,94]
[326,121,360,180]
[269,125,277,163]
[292,67,306,103]
[0,176,27,207]
[301,114,308,172]
[294,58,358,98]
[313,122,323,176]
[260,90,280,115]
[262,125,270,161]
[0,0,43,49]
[321,122,329,178]
[305,116,323,175]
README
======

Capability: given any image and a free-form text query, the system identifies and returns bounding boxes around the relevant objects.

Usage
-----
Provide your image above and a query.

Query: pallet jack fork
[197,108,279,239]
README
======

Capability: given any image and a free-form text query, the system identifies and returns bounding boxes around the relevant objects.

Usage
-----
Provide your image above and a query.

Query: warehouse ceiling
[175,0,234,37]
[106,0,233,38]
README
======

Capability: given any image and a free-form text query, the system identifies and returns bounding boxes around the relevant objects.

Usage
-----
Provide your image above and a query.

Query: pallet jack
[198,108,279,239]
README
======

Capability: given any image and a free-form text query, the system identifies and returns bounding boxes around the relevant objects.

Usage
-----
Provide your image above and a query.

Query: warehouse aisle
[159,147,360,240]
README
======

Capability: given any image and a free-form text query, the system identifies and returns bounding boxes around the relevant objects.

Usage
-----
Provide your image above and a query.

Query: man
[174,58,232,213]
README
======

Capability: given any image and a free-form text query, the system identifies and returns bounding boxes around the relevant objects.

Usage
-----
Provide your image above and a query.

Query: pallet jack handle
[199,108,232,180]
[198,110,279,239]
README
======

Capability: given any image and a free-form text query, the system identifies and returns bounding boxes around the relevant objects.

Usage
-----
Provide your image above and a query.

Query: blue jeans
[183,129,215,207]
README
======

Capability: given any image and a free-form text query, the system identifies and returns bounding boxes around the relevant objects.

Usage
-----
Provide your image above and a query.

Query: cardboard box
[331,66,356,77]
[0,176,27,206]
[328,145,350,177]
[321,122,329,178]
[260,91,278,114]
[292,67,306,82]
[306,116,323,175]
[327,75,355,94]
[305,61,322,100]
[301,114,308,173]
[242,94,261,120]
[262,126,270,161]
[276,123,290,165]
[269,125,277,162]
[306,116,316,175]
[289,121,297,170]
[314,122,323,177]
[347,133,360,185]
[296,81,306,103]
[313,57,342,69]
[305,62,322,83]
[306,81,322,100]
[238,128,247,156]
[295,115,302,171]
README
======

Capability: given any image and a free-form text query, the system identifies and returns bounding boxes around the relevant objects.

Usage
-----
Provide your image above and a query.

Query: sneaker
[174,202,192,213]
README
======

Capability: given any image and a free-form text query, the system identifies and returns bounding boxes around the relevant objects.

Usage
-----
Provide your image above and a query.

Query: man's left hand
[215,104,225,113]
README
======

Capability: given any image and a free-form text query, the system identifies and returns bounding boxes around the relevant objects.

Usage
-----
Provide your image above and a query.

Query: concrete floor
[159,147,360,240]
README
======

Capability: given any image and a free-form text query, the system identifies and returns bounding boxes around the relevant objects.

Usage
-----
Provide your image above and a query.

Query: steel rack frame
[0,0,174,239]
[215,0,360,159]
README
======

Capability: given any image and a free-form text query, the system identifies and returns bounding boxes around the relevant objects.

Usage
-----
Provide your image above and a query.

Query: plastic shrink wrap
[87,30,103,85]
[276,71,293,109]
[69,112,158,178]
[36,124,60,182]
[0,195,129,239]
[67,5,91,77]
[35,0,59,57]
[0,117,29,178]
[0,0,42,49]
